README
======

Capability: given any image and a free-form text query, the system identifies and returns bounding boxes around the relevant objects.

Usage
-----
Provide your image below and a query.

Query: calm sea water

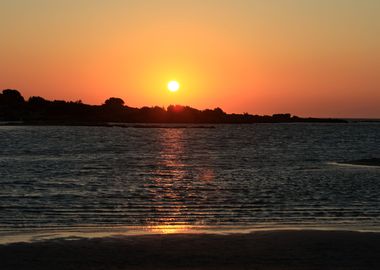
[0,123,380,235]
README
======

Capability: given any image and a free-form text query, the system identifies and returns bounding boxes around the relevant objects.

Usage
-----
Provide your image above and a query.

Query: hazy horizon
[1,0,379,118]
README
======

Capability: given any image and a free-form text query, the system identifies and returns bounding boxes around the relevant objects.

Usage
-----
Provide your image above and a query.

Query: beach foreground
[0,230,379,270]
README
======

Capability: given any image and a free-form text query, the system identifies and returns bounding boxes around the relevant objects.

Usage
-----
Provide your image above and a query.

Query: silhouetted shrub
[104,97,125,108]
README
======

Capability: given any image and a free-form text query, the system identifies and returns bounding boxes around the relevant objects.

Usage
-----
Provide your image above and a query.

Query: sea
[0,123,379,242]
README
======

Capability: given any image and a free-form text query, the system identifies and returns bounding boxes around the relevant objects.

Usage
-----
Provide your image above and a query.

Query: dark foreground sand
[1,230,379,270]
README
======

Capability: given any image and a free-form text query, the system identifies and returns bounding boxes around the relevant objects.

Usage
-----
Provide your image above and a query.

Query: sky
[1,0,379,117]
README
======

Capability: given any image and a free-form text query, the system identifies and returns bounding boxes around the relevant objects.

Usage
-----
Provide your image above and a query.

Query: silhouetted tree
[104,97,124,108]
[0,89,25,106]
[28,96,48,107]
[272,113,291,122]
[0,89,26,120]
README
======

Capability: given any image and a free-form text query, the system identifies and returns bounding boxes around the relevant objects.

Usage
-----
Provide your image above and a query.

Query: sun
[167,81,180,92]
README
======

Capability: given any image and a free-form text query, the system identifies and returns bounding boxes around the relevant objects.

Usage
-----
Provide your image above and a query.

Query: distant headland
[0,89,346,124]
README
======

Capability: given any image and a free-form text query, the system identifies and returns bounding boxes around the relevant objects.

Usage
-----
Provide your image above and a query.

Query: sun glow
[168,81,180,92]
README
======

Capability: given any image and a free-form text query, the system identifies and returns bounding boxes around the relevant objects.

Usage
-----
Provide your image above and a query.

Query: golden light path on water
[144,128,215,233]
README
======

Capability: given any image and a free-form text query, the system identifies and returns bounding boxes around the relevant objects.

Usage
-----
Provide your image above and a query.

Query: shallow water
[0,123,380,236]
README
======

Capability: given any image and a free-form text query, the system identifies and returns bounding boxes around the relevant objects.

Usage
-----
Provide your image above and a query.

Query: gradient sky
[1,0,379,117]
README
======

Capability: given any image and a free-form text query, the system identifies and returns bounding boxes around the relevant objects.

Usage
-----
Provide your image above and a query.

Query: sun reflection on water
[143,128,216,231]
[147,224,192,234]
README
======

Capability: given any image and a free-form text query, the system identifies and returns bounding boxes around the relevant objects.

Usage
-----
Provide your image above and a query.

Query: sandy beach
[1,230,379,270]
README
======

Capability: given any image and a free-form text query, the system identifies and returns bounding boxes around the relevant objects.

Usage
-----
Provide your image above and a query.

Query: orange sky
[1,0,379,117]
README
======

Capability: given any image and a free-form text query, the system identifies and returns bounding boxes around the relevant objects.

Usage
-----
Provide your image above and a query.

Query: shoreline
[1,229,379,270]
[2,224,380,245]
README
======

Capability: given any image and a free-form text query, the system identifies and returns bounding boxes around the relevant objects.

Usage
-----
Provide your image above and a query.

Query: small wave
[330,158,380,168]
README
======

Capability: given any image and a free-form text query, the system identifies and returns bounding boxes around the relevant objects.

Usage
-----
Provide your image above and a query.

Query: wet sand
[1,230,379,270]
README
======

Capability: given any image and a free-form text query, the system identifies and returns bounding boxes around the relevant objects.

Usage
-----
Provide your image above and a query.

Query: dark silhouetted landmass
[0,89,347,124]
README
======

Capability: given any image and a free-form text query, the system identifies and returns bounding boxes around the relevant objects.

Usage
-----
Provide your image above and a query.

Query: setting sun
[168,81,180,92]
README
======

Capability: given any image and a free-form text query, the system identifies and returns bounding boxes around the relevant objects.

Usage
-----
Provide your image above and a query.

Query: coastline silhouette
[0,89,346,124]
